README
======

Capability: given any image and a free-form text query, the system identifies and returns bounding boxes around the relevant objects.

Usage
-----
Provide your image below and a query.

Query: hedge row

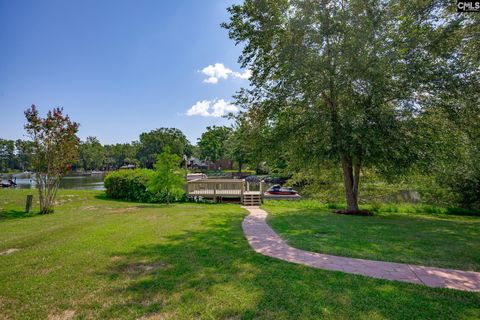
[104,169,159,203]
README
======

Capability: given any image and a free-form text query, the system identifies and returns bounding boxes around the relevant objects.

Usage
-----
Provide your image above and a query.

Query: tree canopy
[103,142,139,169]
[224,0,476,210]
[78,136,105,171]
[197,126,232,163]
[137,128,192,168]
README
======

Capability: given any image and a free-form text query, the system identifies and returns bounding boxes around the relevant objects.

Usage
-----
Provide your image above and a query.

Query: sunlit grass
[264,200,480,271]
[0,190,479,319]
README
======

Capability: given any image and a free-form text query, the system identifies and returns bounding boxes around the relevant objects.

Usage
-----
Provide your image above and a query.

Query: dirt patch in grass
[48,310,75,320]
[82,206,98,211]
[137,311,177,320]
[83,205,137,213]
[54,198,76,205]
[123,261,168,276]
[0,296,12,309]
[39,265,62,275]
[0,248,19,256]
[110,207,138,213]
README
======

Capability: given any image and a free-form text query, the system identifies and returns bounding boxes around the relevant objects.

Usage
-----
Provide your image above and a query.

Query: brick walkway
[242,206,480,292]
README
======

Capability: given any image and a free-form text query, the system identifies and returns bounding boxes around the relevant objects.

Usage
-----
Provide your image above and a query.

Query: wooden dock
[187,179,263,206]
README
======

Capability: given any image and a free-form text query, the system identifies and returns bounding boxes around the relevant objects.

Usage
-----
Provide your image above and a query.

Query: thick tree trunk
[322,91,362,211]
[341,155,361,211]
[36,174,46,214]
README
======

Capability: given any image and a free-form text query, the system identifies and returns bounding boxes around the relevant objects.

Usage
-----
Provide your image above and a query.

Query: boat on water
[264,184,300,197]
[187,173,208,181]
[0,178,17,188]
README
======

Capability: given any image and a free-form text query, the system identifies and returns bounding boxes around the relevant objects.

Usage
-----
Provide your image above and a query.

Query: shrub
[104,169,158,203]
[148,148,186,203]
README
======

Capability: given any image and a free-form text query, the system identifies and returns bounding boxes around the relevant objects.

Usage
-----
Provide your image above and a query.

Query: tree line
[0,125,257,173]
[0,139,33,172]
[75,125,257,172]
[73,128,193,171]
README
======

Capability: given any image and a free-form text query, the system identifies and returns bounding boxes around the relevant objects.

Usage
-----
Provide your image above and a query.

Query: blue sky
[0,0,247,145]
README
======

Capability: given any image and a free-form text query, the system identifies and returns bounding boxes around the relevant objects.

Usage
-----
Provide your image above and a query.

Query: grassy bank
[0,190,479,319]
[264,200,480,271]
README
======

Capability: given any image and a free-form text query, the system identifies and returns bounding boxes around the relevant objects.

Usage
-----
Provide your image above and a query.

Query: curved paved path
[242,206,480,292]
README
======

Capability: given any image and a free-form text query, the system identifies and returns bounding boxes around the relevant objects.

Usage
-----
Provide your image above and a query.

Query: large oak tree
[224,0,471,210]
[137,128,192,168]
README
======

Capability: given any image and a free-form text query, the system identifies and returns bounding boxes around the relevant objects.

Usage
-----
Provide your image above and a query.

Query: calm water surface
[1,173,105,190]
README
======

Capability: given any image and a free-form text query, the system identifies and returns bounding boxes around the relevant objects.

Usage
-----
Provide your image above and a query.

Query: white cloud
[233,69,252,80]
[199,63,251,84]
[186,99,238,117]
[204,76,219,84]
[186,100,211,117]
[211,99,238,117]
[200,63,232,84]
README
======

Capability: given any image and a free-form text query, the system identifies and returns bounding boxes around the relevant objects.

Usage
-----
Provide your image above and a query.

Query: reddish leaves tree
[24,105,80,214]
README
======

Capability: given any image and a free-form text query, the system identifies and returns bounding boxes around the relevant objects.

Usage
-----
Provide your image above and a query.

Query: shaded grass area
[284,199,480,216]
[0,209,37,220]
[264,200,480,271]
[0,190,479,319]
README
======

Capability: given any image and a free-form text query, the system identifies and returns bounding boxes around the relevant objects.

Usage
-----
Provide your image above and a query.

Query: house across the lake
[187,157,234,171]
[119,164,136,169]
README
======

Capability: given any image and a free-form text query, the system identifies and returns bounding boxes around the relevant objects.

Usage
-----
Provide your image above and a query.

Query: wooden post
[25,195,33,213]
[241,181,245,204]
[260,181,265,204]
[214,183,217,202]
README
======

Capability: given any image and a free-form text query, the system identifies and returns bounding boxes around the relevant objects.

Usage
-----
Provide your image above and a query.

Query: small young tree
[24,105,80,214]
[148,147,185,203]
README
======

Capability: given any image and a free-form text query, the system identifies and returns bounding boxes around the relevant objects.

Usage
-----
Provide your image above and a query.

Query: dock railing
[187,179,246,197]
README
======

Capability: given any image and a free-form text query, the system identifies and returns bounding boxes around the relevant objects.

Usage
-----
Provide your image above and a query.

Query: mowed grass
[264,201,480,271]
[0,190,478,319]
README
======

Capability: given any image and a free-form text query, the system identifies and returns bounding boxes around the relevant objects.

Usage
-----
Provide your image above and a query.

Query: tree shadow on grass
[93,193,176,209]
[94,192,229,209]
[0,209,38,221]
[94,214,480,320]
[94,193,141,203]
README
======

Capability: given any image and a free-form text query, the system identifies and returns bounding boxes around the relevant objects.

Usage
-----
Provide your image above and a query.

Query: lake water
[1,173,105,190]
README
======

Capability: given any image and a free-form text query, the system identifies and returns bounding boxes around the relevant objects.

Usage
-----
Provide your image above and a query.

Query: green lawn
[264,201,480,271]
[0,190,479,319]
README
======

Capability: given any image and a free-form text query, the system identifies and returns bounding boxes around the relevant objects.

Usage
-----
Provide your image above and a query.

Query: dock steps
[243,193,261,206]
